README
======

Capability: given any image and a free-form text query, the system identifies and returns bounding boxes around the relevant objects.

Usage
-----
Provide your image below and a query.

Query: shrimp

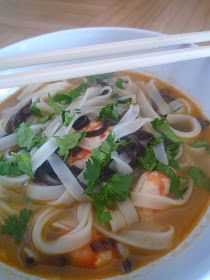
[136,171,171,222]
[67,148,91,169]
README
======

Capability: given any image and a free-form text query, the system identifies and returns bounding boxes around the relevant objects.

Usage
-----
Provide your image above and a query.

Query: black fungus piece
[122,259,132,273]
[34,161,61,186]
[91,238,116,252]
[72,115,90,130]
[69,165,82,177]
[136,130,153,144]
[100,167,115,181]
[25,256,36,267]
[196,117,210,129]
[100,89,110,96]
[151,99,159,112]
[5,101,32,134]
[159,88,175,103]
[96,78,109,87]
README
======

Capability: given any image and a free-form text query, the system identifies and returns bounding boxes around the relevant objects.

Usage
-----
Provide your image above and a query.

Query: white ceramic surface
[0,27,210,280]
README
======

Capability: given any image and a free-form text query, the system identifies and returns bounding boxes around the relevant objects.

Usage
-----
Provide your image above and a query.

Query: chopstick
[1,31,210,70]
[1,45,210,89]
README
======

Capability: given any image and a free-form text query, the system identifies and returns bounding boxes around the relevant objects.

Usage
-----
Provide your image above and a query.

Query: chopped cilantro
[118,98,132,105]
[188,166,210,191]
[151,117,182,144]
[138,146,156,171]
[115,78,124,89]
[92,173,134,224]
[17,123,47,151]
[30,102,43,117]
[192,140,210,153]
[55,131,86,159]
[48,95,63,114]
[62,111,74,126]
[0,152,33,178]
[166,143,180,169]
[2,209,33,242]
[99,103,118,121]
[87,73,113,83]
[52,83,89,105]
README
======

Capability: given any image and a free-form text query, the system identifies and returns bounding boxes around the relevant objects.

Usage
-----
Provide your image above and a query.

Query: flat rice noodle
[94,223,174,250]
[27,184,65,201]
[0,174,29,186]
[113,117,151,140]
[17,84,44,101]
[32,202,92,254]
[167,114,201,139]
[117,199,139,226]
[118,104,140,124]
[152,142,168,165]
[145,80,171,115]
[49,190,74,206]
[111,152,133,174]
[48,153,87,201]
[109,209,126,232]
[136,87,159,118]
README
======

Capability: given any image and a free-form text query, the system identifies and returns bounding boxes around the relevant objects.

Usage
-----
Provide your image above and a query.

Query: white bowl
[0,27,210,280]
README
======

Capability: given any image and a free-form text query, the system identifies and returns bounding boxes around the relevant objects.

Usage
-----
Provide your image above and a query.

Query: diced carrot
[70,245,99,269]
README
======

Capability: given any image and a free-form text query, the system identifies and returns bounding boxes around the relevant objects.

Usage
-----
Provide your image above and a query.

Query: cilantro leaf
[92,173,134,224]
[118,98,132,105]
[52,83,89,105]
[48,95,63,114]
[192,140,210,153]
[17,123,47,151]
[115,78,124,89]
[99,103,118,121]
[30,102,43,117]
[188,166,210,190]
[166,143,180,169]
[11,153,33,178]
[87,73,113,83]
[55,131,86,159]
[84,158,101,195]
[22,195,30,204]
[2,209,33,242]
[62,111,74,126]
[151,117,182,144]
[138,146,157,171]
[0,152,33,177]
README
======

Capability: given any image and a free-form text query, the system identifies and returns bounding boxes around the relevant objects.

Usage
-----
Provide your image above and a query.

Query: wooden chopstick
[1,31,210,70]
[1,45,210,89]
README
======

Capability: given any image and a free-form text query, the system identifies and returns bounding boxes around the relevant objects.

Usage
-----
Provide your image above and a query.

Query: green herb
[138,146,182,197]
[115,78,124,89]
[87,73,113,83]
[192,140,210,153]
[48,95,63,114]
[0,152,33,178]
[156,162,182,198]
[2,209,33,242]
[99,103,118,121]
[30,102,43,117]
[62,111,74,126]
[118,98,132,106]
[55,131,86,159]
[166,143,180,169]
[84,131,127,195]
[17,123,47,151]
[92,173,134,224]
[11,153,33,178]
[38,113,54,124]
[138,146,157,171]
[149,136,163,147]
[188,166,210,190]
[151,117,182,144]
[52,83,89,105]
[22,195,30,204]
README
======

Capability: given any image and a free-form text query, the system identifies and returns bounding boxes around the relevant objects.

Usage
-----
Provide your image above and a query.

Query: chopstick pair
[1,31,210,88]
